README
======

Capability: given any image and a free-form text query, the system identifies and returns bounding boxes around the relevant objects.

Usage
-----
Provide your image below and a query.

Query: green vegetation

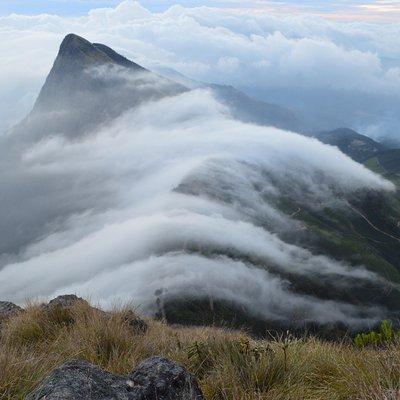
[277,192,400,285]
[354,320,398,348]
[372,150,400,174]
[1,302,400,399]
[271,146,400,294]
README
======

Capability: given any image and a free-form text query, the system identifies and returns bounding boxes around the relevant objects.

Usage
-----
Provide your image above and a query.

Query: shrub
[355,320,397,347]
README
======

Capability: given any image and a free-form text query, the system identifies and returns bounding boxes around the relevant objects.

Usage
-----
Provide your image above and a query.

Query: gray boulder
[43,294,88,311]
[129,356,204,400]
[42,295,89,326]
[26,360,133,400]
[0,301,23,329]
[27,357,204,400]
[43,295,148,334]
[123,310,148,335]
[0,301,23,319]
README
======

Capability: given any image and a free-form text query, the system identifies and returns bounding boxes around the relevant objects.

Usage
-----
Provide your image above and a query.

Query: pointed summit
[24,34,185,138]
[32,34,153,116]
[54,34,112,70]
[34,34,147,113]
[58,34,100,58]
[53,34,146,73]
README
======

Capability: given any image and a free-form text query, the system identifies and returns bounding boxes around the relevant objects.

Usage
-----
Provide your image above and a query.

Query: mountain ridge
[22,33,186,139]
[316,128,387,163]
[154,65,302,132]
[34,34,146,113]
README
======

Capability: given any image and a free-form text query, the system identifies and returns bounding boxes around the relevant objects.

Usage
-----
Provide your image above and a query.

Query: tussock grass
[1,302,399,399]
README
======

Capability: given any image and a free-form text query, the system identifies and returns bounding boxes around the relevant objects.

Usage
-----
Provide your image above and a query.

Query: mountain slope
[209,84,301,132]
[366,149,400,174]
[316,128,386,162]
[154,66,302,132]
[18,34,186,139]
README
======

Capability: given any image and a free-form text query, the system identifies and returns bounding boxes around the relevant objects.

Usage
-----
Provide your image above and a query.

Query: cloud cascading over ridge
[0,83,394,326]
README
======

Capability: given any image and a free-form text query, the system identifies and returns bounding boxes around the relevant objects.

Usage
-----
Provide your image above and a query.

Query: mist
[0,85,394,327]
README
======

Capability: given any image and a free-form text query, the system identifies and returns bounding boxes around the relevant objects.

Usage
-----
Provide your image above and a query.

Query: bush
[355,320,397,347]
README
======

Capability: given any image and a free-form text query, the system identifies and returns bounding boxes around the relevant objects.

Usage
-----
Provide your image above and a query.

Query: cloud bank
[0,86,394,327]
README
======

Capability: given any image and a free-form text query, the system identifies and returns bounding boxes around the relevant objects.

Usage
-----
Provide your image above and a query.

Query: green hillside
[162,135,400,334]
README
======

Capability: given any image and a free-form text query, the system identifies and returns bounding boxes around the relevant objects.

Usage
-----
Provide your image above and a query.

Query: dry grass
[1,302,400,399]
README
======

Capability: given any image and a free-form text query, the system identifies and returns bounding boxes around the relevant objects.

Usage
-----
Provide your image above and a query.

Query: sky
[1,0,400,21]
[0,0,400,137]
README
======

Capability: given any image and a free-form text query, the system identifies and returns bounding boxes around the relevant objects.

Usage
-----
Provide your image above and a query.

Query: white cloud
[0,87,393,326]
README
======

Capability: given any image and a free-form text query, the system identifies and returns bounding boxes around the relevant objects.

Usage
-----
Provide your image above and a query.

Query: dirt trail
[290,207,301,218]
[347,203,400,243]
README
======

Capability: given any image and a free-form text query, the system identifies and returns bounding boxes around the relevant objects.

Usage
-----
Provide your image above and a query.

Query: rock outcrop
[129,356,203,400]
[0,301,23,329]
[43,294,88,312]
[23,33,186,140]
[42,294,148,334]
[41,294,89,325]
[27,357,204,400]
[0,301,23,319]
[123,310,148,335]
[0,295,148,336]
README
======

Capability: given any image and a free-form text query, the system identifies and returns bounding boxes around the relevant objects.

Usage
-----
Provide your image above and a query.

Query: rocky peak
[33,34,146,113]
[54,34,146,73]
[58,34,109,65]
[23,33,185,138]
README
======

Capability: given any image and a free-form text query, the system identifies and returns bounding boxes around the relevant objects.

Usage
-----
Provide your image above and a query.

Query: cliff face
[33,34,147,113]
[20,34,186,139]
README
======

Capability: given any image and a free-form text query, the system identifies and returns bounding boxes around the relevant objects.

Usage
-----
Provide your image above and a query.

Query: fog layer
[0,88,393,326]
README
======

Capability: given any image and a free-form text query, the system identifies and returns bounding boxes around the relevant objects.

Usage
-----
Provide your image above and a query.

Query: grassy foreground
[0,302,399,400]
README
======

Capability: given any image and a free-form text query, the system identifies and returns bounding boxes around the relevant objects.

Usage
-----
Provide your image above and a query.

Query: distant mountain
[155,66,302,132]
[16,34,301,140]
[1,34,187,255]
[316,128,386,163]
[316,128,400,180]
[17,34,186,139]
[209,84,301,132]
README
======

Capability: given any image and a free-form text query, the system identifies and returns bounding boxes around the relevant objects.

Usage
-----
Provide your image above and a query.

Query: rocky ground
[1,296,399,400]
[27,358,203,400]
